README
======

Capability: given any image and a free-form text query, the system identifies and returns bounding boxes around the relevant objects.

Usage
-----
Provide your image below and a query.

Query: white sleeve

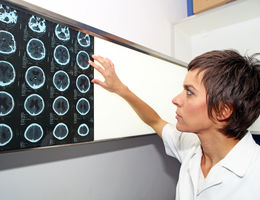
[162,123,200,163]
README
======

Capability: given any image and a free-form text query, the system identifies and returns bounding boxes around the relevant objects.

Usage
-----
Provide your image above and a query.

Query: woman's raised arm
[89,55,167,137]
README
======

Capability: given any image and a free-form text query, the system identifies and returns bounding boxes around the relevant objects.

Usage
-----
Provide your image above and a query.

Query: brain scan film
[24,123,43,143]
[25,66,45,89]
[0,60,15,87]
[26,38,46,60]
[53,122,69,140]
[0,124,13,146]
[0,91,14,116]
[0,30,16,54]
[76,50,90,70]
[53,70,70,92]
[52,96,69,116]
[28,15,46,33]
[76,98,90,115]
[0,2,94,152]
[0,5,17,24]
[24,94,45,116]
[55,24,70,41]
[76,74,90,93]
[54,45,70,65]
[77,32,90,47]
[77,123,89,137]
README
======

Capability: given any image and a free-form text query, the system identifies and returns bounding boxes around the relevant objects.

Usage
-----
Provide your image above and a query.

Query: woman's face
[172,69,216,134]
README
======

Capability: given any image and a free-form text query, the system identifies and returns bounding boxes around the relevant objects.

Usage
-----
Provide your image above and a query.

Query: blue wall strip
[187,0,194,16]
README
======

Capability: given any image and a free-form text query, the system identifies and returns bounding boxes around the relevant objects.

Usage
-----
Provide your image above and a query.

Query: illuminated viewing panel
[0,2,94,152]
[0,0,187,151]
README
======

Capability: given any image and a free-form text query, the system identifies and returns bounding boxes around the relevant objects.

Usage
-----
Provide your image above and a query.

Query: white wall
[172,0,260,62]
[23,0,187,56]
[191,17,260,61]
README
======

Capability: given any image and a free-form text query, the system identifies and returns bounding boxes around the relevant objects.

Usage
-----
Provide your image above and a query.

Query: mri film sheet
[0,2,94,152]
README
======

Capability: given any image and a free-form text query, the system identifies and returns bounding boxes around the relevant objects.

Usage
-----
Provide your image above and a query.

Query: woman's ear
[216,103,233,121]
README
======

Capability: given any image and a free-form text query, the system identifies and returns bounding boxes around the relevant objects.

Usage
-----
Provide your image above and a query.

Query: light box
[0,0,187,152]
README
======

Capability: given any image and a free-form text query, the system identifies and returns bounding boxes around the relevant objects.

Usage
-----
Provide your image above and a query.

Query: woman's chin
[176,123,185,132]
[176,123,190,132]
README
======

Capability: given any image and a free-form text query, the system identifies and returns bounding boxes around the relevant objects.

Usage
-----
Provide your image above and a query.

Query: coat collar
[219,132,258,177]
[188,132,258,196]
[188,145,223,196]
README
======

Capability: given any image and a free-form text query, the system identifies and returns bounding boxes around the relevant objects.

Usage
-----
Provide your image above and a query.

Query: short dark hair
[188,50,260,139]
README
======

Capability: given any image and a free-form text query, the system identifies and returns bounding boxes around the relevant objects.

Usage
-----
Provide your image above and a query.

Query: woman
[89,50,260,200]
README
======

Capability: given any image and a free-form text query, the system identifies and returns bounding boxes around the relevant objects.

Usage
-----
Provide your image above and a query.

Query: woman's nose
[172,92,182,107]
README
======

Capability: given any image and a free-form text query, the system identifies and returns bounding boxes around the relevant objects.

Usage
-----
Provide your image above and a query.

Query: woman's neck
[198,130,239,177]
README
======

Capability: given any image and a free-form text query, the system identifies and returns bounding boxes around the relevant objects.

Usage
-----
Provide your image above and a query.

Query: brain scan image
[76,51,90,70]
[28,15,46,33]
[53,122,68,140]
[52,96,69,116]
[77,123,89,137]
[25,66,45,89]
[0,2,94,151]
[0,30,16,55]
[77,32,90,47]
[53,70,70,92]
[24,123,43,143]
[0,91,14,116]
[0,4,17,24]
[54,45,70,65]
[24,94,44,116]
[76,98,90,116]
[55,24,70,41]
[76,74,90,93]
[26,38,46,60]
[0,60,15,87]
[0,124,13,146]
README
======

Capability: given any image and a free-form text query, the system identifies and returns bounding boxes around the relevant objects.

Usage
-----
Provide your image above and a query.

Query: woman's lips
[176,112,182,119]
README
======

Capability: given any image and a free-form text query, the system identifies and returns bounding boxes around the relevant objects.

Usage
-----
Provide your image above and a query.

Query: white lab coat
[162,124,260,200]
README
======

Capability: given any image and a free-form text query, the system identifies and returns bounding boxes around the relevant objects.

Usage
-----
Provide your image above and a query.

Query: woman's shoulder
[163,123,200,145]
[242,133,260,173]
[162,123,201,162]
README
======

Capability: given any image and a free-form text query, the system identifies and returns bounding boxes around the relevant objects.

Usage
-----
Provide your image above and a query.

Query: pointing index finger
[92,55,112,69]
[88,59,105,75]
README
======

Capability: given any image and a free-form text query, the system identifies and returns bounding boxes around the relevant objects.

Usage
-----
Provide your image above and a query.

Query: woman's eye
[186,90,193,96]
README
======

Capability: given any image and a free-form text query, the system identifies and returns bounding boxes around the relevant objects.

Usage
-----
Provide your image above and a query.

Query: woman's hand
[88,55,126,94]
